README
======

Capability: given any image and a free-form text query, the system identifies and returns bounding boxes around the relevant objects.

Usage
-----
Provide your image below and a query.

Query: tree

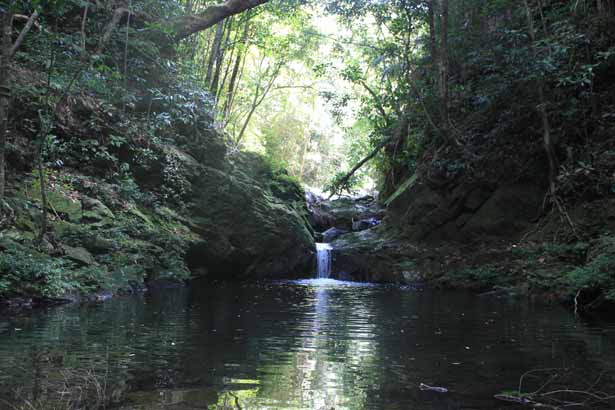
[0,3,40,202]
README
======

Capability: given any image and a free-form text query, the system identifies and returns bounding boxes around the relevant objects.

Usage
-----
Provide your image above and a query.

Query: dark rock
[329,227,421,283]
[82,291,114,303]
[306,194,384,232]
[387,179,544,241]
[322,227,348,243]
[147,279,185,290]
[186,152,315,280]
[352,217,381,231]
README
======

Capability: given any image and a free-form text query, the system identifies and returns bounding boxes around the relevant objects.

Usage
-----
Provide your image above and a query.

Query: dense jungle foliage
[1,0,615,307]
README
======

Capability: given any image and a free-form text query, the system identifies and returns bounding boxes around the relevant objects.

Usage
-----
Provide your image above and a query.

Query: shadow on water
[1,279,615,409]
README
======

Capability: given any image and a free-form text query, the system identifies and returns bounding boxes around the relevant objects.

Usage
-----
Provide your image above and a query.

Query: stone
[63,245,96,266]
[186,152,315,279]
[81,197,115,224]
[322,227,348,243]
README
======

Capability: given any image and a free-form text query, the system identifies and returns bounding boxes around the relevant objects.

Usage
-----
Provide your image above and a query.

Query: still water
[1,279,615,409]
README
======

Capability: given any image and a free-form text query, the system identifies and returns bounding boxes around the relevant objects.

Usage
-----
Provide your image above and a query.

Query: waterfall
[315,243,333,279]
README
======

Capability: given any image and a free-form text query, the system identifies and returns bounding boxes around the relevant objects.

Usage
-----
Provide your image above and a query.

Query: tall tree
[523,0,558,197]
[0,4,40,202]
[437,0,450,143]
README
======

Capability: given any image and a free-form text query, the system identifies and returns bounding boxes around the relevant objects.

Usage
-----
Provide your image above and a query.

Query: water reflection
[1,281,615,410]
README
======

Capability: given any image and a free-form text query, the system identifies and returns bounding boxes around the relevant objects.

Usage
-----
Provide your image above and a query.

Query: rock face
[187,153,315,280]
[306,194,385,232]
[329,227,421,284]
[386,177,545,242]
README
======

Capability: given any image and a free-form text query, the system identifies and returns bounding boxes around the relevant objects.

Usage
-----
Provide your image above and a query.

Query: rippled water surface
[1,279,615,409]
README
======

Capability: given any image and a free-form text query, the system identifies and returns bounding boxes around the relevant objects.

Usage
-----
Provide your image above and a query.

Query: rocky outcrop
[186,152,315,280]
[328,227,423,283]
[306,194,385,232]
[386,176,545,242]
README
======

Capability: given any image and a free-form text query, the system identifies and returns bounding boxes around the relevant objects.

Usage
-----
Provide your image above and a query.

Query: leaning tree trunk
[427,0,438,87]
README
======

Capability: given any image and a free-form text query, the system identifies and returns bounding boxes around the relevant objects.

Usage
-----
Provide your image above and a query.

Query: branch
[359,80,389,122]
[9,10,40,58]
[327,136,394,199]
[171,0,270,41]
[95,7,131,55]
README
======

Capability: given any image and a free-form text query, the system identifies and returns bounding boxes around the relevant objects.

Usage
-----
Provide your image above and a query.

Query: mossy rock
[63,245,96,266]
[53,221,116,254]
[47,191,82,222]
[188,152,315,279]
[81,197,115,225]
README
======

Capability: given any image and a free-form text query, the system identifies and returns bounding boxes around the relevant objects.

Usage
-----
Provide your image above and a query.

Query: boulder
[352,217,381,232]
[63,245,96,266]
[322,227,348,243]
[81,197,115,224]
[186,152,315,279]
[306,194,384,232]
[387,178,544,241]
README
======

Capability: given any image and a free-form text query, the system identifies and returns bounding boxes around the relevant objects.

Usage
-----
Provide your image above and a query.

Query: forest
[1,0,615,409]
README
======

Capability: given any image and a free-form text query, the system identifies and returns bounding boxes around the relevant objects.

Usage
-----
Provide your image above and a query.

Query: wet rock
[478,286,517,299]
[147,279,185,290]
[306,193,384,232]
[3,297,33,308]
[322,227,348,243]
[352,217,381,232]
[330,227,421,283]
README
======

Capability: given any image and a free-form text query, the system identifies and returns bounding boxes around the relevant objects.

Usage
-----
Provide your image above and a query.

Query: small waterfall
[315,243,333,279]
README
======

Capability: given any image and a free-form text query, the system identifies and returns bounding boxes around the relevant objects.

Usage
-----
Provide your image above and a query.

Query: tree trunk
[223,16,250,122]
[211,18,233,97]
[0,9,13,202]
[217,19,241,103]
[234,62,282,146]
[427,0,438,85]
[327,136,394,199]
[205,22,224,87]
[438,0,450,143]
[523,0,558,194]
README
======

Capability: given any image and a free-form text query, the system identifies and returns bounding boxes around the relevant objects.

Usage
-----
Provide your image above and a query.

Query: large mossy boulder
[186,152,315,279]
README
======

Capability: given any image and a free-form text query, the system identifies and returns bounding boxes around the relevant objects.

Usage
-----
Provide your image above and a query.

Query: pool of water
[1,279,615,409]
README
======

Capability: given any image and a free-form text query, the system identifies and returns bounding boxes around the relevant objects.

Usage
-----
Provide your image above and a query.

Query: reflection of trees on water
[2,284,615,410]
[229,283,381,410]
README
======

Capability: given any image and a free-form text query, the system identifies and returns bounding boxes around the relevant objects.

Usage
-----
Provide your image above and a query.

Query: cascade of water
[315,243,333,279]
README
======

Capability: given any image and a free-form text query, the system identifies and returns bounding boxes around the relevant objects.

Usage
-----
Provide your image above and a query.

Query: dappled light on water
[1,283,615,409]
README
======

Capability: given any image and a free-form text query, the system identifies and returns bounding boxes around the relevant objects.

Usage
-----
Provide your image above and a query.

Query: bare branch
[9,10,40,58]
[328,136,394,199]
[172,0,269,41]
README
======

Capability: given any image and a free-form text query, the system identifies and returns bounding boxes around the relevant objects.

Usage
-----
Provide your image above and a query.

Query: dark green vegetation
[1,0,615,313]
[0,0,314,303]
[316,0,615,312]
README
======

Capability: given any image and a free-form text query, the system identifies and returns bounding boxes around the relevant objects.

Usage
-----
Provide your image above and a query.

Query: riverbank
[307,193,615,314]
